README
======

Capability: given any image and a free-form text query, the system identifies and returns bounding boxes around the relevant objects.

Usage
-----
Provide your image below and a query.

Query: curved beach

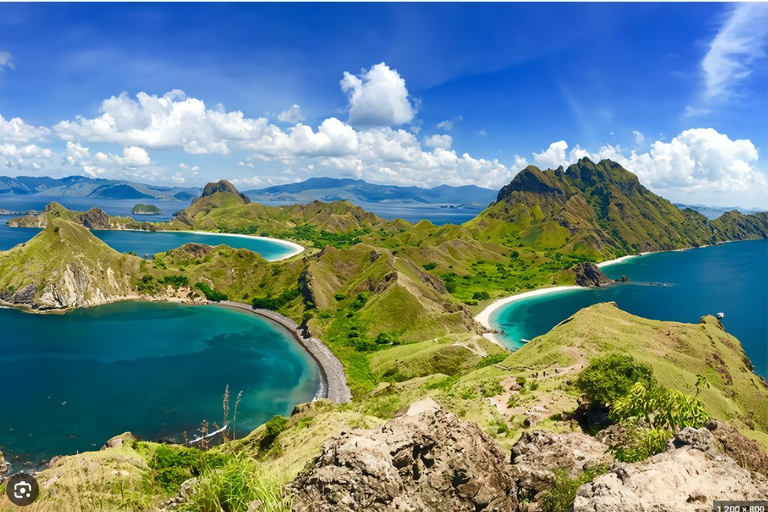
[474,286,583,333]
[217,301,352,404]
[176,230,305,261]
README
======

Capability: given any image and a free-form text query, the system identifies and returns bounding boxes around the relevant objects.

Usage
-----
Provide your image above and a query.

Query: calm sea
[490,240,768,378]
[0,302,319,468]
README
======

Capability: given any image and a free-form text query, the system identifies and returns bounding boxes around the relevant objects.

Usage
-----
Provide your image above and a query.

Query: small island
[131,203,163,215]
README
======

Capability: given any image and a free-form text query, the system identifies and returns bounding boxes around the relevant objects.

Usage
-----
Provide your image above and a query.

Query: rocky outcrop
[572,262,613,287]
[0,449,8,475]
[510,431,613,505]
[706,418,768,475]
[74,208,111,230]
[101,432,136,450]
[199,179,250,204]
[289,398,518,511]
[574,427,768,511]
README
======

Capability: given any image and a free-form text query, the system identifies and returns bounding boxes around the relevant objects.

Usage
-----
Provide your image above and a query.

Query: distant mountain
[0,175,200,201]
[467,158,767,259]
[675,203,766,220]
[244,177,496,206]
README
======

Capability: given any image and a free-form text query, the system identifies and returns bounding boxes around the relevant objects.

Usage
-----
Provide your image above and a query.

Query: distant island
[131,204,163,215]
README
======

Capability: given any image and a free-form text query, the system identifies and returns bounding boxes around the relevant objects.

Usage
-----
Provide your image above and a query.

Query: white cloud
[700,3,768,102]
[524,128,767,207]
[632,130,645,146]
[54,89,271,154]
[0,51,13,71]
[0,143,53,170]
[171,172,186,184]
[117,146,151,166]
[436,116,462,131]
[340,62,416,126]
[513,155,529,171]
[0,115,50,142]
[423,134,452,150]
[238,161,255,168]
[533,140,569,169]
[277,104,305,124]
[65,141,90,165]
[179,163,200,172]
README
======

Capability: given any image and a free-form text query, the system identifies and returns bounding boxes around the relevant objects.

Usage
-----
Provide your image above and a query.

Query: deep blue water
[0,302,319,468]
[0,215,298,261]
[490,240,768,378]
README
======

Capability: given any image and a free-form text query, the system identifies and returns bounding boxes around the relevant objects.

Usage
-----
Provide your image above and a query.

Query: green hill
[465,158,764,259]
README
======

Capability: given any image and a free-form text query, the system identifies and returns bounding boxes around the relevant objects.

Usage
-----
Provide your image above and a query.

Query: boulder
[572,263,613,287]
[574,427,768,511]
[289,398,518,511]
[510,431,613,504]
[101,432,136,450]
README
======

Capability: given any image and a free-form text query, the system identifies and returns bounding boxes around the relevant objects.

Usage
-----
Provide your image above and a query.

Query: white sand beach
[474,286,583,330]
[177,230,305,261]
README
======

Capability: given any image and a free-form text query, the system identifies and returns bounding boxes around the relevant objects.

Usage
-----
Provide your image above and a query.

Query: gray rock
[572,263,613,287]
[574,427,768,511]
[101,432,136,450]
[289,398,518,511]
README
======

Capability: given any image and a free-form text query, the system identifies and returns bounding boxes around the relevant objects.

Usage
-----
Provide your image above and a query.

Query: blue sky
[0,3,766,207]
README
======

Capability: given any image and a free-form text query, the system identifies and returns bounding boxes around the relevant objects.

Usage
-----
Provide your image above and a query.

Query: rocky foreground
[289,399,767,512]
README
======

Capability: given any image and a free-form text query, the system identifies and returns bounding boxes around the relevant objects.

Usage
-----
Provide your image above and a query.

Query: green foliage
[259,415,289,450]
[158,275,190,289]
[178,453,291,512]
[149,445,228,493]
[475,353,507,369]
[137,274,156,294]
[611,428,673,463]
[290,224,369,249]
[472,290,491,300]
[507,395,519,408]
[575,354,654,406]
[195,281,229,301]
[334,293,347,301]
[540,465,608,512]
[611,382,709,431]
[251,288,300,310]
[481,380,503,397]
[351,292,369,310]
[422,262,437,270]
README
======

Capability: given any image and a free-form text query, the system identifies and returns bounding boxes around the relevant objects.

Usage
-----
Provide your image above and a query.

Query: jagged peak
[199,179,250,204]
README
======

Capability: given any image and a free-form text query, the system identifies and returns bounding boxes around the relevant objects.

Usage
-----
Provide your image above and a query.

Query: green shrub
[334,293,347,301]
[251,288,299,310]
[475,353,507,369]
[150,445,228,493]
[611,382,709,431]
[422,262,437,270]
[472,291,491,300]
[575,354,653,406]
[259,415,289,450]
[195,282,228,302]
[540,465,608,512]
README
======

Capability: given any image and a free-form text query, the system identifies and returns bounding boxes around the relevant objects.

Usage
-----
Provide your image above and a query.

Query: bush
[475,353,507,369]
[334,293,347,301]
[259,415,289,450]
[540,466,608,512]
[472,291,491,300]
[575,354,654,406]
[150,445,228,493]
[195,282,228,302]
[611,382,709,431]
[251,288,299,310]
[422,262,437,270]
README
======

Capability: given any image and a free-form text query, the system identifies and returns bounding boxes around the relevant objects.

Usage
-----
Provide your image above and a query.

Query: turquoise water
[0,215,298,261]
[0,302,319,467]
[490,240,768,378]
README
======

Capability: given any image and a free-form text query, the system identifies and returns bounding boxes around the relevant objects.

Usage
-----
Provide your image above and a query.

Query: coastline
[175,230,305,261]
[474,285,583,333]
[216,300,352,404]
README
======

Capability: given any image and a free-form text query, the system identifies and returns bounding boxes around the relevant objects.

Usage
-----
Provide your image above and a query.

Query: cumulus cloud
[423,134,452,150]
[0,51,13,71]
[340,63,417,126]
[54,89,271,154]
[0,115,50,142]
[277,104,305,124]
[525,129,767,206]
[632,130,645,146]
[700,3,767,102]
[65,141,90,165]
[0,143,53,170]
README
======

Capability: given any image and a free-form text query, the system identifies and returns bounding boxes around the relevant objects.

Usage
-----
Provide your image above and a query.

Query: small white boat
[716,312,725,319]
[521,338,531,343]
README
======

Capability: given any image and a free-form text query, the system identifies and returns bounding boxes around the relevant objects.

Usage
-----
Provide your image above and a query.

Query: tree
[575,354,654,406]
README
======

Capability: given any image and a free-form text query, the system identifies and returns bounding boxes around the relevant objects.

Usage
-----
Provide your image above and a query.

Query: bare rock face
[574,427,768,512]
[572,262,613,287]
[706,419,768,475]
[0,449,8,475]
[289,398,518,511]
[74,207,111,230]
[510,431,613,504]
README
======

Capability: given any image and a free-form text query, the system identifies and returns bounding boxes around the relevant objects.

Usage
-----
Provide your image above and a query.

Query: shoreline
[175,230,305,261]
[216,300,351,404]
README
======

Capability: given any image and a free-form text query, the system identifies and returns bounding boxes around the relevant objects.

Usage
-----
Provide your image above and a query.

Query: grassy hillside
[465,159,761,259]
